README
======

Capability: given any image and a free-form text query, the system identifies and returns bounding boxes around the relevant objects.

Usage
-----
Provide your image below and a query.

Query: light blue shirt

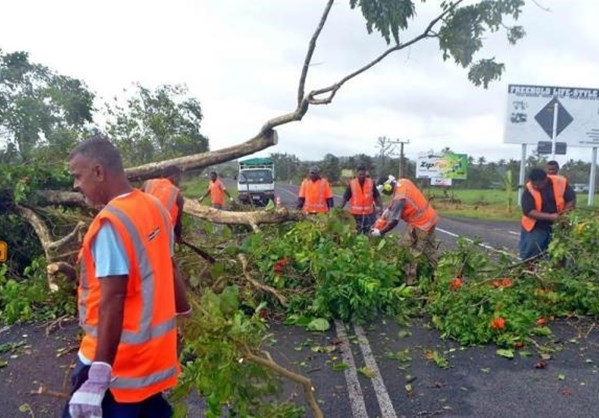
[92,222,129,277]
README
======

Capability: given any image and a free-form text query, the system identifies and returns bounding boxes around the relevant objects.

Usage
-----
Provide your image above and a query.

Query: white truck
[237,157,275,206]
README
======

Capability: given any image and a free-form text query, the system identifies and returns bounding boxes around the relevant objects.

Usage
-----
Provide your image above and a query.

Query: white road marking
[334,320,369,418]
[508,230,520,236]
[436,227,515,258]
[354,325,398,418]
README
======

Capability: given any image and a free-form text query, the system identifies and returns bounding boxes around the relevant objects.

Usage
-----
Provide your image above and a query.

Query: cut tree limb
[183,198,306,228]
[241,349,323,418]
[238,254,288,308]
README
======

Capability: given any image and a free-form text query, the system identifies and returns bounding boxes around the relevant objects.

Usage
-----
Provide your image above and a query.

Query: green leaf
[558,373,566,381]
[0,360,8,368]
[496,349,514,359]
[331,362,349,371]
[358,367,376,379]
[306,318,330,332]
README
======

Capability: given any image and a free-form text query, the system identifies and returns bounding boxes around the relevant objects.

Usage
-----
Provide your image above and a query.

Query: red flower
[450,278,464,290]
[491,280,502,288]
[501,278,513,287]
[273,258,290,274]
[490,317,506,330]
[536,318,547,326]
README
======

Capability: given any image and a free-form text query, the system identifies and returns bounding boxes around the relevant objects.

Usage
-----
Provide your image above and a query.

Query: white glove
[69,362,112,418]
[371,228,381,237]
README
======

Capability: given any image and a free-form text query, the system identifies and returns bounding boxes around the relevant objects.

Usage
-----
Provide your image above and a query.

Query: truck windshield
[239,169,273,184]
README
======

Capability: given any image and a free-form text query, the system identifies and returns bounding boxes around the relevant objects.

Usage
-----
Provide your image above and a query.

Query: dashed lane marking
[334,320,369,418]
[354,325,397,418]
[436,227,516,258]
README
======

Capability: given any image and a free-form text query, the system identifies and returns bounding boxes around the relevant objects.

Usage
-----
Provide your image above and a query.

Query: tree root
[241,349,323,418]
[237,254,288,307]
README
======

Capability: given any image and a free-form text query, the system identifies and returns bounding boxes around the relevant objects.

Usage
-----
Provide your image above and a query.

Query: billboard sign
[504,84,599,147]
[416,152,468,180]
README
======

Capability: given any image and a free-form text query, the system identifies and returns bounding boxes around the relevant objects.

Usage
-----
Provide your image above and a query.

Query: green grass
[180,178,238,200]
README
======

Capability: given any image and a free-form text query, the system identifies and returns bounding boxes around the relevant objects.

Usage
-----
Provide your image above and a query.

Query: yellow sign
[0,241,7,262]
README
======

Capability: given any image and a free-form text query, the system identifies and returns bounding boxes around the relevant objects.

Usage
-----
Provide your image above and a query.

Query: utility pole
[388,139,410,178]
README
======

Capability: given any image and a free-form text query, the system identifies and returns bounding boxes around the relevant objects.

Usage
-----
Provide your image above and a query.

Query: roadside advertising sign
[416,152,468,180]
[504,84,599,147]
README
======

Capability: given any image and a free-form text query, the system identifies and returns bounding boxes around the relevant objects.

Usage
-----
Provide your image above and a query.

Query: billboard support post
[589,147,597,207]
[518,144,527,207]
[551,101,559,160]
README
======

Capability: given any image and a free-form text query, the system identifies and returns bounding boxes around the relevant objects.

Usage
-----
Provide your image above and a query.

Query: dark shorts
[353,214,376,234]
[62,359,173,418]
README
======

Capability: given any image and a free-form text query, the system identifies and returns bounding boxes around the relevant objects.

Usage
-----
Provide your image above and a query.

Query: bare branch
[238,254,288,307]
[183,198,306,227]
[241,350,323,418]
[125,128,279,182]
[309,0,462,103]
[297,0,335,106]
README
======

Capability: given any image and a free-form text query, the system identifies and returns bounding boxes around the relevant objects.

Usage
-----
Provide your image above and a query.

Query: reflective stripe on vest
[349,178,374,215]
[79,203,176,345]
[302,179,328,213]
[521,175,566,232]
[111,366,179,389]
[393,180,439,232]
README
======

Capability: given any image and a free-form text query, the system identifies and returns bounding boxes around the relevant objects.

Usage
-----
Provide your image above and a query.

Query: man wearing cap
[297,167,334,214]
[372,176,439,284]
[340,166,383,234]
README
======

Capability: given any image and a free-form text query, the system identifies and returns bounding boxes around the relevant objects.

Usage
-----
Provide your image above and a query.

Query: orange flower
[491,280,502,288]
[536,318,547,326]
[490,317,506,330]
[450,278,464,290]
[501,278,513,287]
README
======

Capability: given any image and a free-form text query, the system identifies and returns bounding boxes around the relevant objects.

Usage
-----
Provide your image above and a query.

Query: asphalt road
[267,182,598,418]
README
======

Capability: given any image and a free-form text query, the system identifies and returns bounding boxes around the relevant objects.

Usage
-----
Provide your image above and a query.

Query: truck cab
[237,157,275,206]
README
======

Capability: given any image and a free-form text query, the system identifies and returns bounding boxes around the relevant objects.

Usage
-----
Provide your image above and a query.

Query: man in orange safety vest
[297,166,334,213]
[340,166,383,233]
[65,136,189,418]
[520,168,575,261]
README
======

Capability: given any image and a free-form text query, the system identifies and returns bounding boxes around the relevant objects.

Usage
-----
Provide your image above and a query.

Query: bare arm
[174,194,184,244]
[525,210,559,222]
[173,261,190,316]
[95,275,128,365]
[379,199,405,235]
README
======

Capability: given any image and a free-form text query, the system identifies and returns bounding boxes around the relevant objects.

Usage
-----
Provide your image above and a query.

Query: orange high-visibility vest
[78,190,179,402]
[209,179,226,206]
[521,175,566,232]
[392,179,439,232]
[349,178,375,215]
[142,178,180,225]
[299,178,333,213]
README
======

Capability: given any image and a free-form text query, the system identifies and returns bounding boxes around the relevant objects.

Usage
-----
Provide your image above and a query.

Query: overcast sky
[1,0,598,165]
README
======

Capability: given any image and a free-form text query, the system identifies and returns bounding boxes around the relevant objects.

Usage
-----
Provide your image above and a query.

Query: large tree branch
[125,128,279,181]
[15,205,83,292]
[183,198,306,227]
[308,1,462,104]
[297,0,335,106]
